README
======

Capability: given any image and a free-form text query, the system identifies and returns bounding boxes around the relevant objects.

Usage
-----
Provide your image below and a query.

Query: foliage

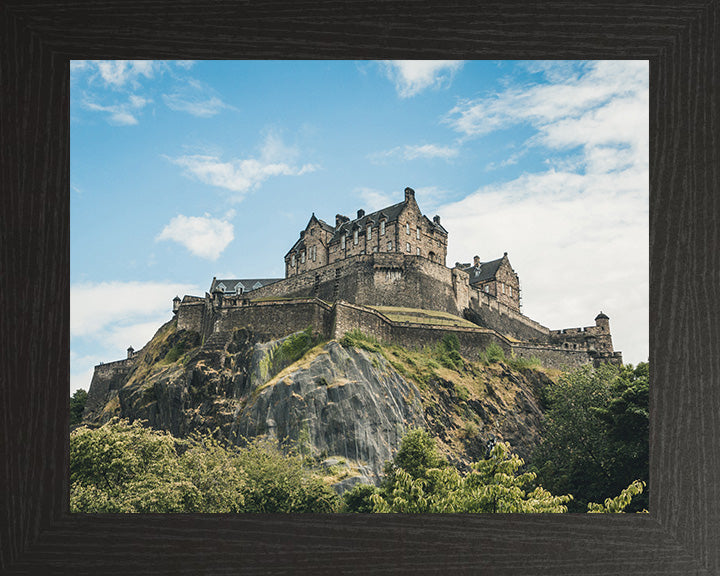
[339,329,383,353]
[506,354,542,371]
[70,419,340,513]
[434,333,463,370]
[479,342,506,365]
[70,388,88,427]
[587,480,647,513]
[274,326,324,367]
[371,430,572,513]
[531,363,649,512]
[341,483,379,513]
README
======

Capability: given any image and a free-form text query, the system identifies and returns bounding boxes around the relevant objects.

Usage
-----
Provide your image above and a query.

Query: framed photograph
[2,2,718,574]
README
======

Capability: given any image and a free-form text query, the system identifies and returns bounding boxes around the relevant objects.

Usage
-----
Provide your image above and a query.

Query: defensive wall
[175,295,612,369]
[83,353,141,424]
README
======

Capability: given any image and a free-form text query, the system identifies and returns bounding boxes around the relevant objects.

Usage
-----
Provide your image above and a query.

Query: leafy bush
[70,388,88,426]
[434,333,463,370]
[70,419,340,513]
[506,354,542,371]
[339,329,382,353]
[479,342,506,365]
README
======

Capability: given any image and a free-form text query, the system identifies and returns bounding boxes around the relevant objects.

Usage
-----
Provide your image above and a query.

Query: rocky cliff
[84,318,554,488]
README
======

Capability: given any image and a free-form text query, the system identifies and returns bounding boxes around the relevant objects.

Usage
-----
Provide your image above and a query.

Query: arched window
[429,251,436,262]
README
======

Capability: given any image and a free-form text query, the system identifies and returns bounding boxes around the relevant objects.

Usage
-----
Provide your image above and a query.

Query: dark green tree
[69,388,88,427]
[532,363,649,512]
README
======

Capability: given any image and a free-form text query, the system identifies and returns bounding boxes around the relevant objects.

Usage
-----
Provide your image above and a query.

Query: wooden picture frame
[2,2,718,573]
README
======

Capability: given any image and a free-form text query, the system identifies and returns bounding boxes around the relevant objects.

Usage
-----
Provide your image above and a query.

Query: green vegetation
[343,428,644,514]
[344,429,572,513]
[70,388,88,427]
[479,341,506,365]
[70,419,340,513]
[531,362,649,512]
[275,327,325,366]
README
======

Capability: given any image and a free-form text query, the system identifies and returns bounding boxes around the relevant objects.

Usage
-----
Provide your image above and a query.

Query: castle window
[406,242,411,253]
[312,246,316,261]
[509,286,512,296]
[387,241,393,251]
[341,234,346,249]
[416,226,420,240]
[353,229,359,245]
[301,251,306,263]
[217,283,226,292]
[380,220,386,235]
[484,285,489,293]
[416,247,421,256]
[429,251,436,262]
[406,222,410,235]
[373,246,378,253]
[367,225,372,240]
[291,255,296,267]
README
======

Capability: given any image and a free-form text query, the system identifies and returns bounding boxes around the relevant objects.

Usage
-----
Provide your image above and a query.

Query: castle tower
[595,311,610,331]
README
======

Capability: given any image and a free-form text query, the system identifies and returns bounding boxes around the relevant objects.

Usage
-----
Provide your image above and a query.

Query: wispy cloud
[83,94,151,125]
[156,213,235,260]
[381,60,463,98]
[439,61,649,363]
[71,280,200,338]
[70,280,201,392]
[162,79,232,117]
[167,132,318,199]
[369,143,459,163]
[94,60,160,88]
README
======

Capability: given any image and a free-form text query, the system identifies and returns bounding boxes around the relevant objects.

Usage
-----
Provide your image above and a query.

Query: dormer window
[235,282,246,294]
[253,281,263,290]
[367,225,372,241]
[217,283,226,292]
[380,220,386,235]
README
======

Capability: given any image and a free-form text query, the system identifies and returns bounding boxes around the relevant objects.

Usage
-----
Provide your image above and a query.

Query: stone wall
[465,287,550,341]
[510,343,594,371]
[84,356,139,423]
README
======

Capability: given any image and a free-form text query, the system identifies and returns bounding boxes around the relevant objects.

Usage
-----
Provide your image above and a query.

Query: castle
[166,187,622,370]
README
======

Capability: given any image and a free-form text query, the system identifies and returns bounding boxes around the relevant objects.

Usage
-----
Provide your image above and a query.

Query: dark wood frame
[1,2,718,574]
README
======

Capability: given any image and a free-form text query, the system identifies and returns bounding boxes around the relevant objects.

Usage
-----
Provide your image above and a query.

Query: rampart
[83,354,141,424]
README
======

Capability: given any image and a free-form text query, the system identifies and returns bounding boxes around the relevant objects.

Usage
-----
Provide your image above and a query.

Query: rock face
[84,320,551,485]
[234,341,424,482]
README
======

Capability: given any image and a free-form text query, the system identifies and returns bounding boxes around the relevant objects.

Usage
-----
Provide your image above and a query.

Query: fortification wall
[84,356,138,424]
[510,343,594,371]
[466,288,550,341]
[250,253,464,315]
[332,301,512,360]
[215,299,334,341]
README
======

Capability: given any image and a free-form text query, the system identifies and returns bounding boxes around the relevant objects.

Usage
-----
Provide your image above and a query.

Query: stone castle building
[124,187,622,378]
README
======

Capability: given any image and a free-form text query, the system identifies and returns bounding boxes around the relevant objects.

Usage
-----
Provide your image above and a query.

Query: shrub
[479,342,505,365]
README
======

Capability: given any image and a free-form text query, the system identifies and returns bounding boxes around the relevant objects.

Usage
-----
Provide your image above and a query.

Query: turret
[172,295,181,314]
[595,311,610,331]
[127,346,135,359]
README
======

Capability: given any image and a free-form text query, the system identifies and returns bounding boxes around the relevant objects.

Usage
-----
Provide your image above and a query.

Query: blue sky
[70,60,649,393]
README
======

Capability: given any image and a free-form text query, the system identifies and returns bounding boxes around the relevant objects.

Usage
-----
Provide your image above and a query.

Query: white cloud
[167,132,318,199]
[83,94,151,125]
[71,280,200,338]
[370,143,459,163]
[162,79,232,117]
[94,60,159,88]
[439,61,649,365]
[157,213,234,260]
[381,60,463,98]
[356,188,395,211]
[163,94,228,117]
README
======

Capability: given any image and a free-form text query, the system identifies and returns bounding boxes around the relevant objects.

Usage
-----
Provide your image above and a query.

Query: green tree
[371,430,572,513]
[70,419,340,513]
[69,388,88,427]
[532,363,649,512]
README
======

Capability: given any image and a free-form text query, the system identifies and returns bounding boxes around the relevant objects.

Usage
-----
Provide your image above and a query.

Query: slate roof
[462,257,504,284]
[329,200,446,243]
[210,278,283,294]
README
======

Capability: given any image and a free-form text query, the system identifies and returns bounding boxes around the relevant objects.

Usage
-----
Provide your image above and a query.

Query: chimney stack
[433,215,441,225]
[404,187,415,202]
[335,214,349,228]
[357,209,365,219]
